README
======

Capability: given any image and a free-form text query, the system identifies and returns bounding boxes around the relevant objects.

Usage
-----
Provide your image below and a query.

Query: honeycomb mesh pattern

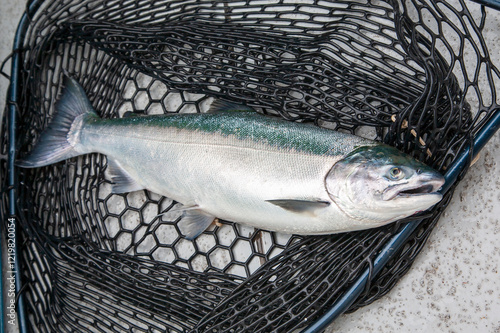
[1,0,499,332]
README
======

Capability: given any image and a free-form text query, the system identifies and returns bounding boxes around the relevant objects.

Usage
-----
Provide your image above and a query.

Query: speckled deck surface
[1,1,498,332]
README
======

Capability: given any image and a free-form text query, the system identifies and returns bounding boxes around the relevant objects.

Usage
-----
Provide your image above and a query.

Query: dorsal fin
[208,99,255,113]
[122,111,140,118]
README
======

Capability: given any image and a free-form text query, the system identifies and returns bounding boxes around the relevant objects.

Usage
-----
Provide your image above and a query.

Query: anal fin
[107,159,145,193]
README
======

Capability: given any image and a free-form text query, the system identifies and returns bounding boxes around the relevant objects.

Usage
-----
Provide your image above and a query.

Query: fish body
[81,112,372,235]
[18,76,445,238]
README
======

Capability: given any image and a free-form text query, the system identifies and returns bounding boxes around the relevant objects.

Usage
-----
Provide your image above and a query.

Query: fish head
[326,145,445,226]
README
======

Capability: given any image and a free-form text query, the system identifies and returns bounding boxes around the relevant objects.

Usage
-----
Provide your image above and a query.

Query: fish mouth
[383,177,444,201]
[397,184,436,197]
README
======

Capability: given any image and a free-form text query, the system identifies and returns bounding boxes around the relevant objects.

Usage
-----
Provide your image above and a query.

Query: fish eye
[388,167,404,180]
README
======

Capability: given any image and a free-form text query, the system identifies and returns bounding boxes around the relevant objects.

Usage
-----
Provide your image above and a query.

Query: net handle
[470,0,500,10]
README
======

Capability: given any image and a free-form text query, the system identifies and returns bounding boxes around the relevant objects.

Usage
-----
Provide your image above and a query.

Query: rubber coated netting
[1,0,499,332]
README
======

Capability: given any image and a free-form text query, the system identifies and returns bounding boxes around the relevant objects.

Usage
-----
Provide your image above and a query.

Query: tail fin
[17,75,98,168]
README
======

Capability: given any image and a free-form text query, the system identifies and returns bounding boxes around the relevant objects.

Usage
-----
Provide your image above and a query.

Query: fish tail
[17,75,98,168]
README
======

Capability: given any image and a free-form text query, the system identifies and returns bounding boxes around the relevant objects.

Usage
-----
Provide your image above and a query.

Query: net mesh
[1,0,499,332]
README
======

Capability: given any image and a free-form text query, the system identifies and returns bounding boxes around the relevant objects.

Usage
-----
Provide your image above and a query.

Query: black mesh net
[1,0,499,332]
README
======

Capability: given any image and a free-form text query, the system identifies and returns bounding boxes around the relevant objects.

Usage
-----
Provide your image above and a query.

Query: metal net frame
[1,0,499,332]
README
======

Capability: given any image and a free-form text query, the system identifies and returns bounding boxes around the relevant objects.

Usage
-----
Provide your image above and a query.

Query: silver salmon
[18,76,445,239]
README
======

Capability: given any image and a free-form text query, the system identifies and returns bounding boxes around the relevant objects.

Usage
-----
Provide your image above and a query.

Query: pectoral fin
[107,159,145,193]
[266,199,330,215]
[178,209,216,240]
